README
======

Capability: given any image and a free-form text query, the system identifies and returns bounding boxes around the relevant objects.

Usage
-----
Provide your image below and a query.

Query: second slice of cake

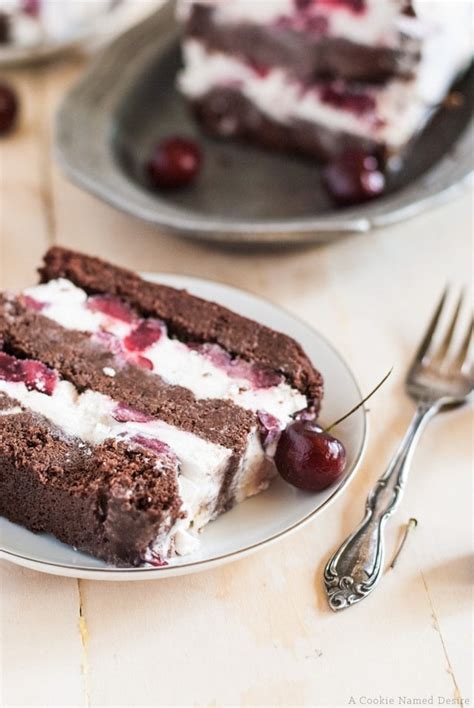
[178,1,472,164]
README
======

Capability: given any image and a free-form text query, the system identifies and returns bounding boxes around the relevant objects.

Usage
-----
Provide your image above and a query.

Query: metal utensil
[324,289,473,610]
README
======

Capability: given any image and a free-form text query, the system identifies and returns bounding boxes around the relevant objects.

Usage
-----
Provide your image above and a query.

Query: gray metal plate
[55,1,473,246]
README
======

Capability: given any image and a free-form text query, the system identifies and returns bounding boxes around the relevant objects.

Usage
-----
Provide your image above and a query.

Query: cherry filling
[124,319,163,352]
[93,330,124,357]
[122,320,163,370]
[304,14,330,33]
[87,303,163,371]
[319,83,376,117]
[257,411,282,448]
[0,351,57,396]
[146,551,169,568]
[22,0,40,17]
[190,343,283,389]
[87,295,136,324]
[134,355,153,370]
[248,61,272,78]
[290,0,366,33]
[278,11,329,34]
[317,0,365,13]
[113,412,178,464]
[113,403,154,424]
[21,295,45,312]
[130,434,173,457]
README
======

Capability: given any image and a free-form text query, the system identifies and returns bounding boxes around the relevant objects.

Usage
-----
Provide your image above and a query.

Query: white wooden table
[1,54,473,708]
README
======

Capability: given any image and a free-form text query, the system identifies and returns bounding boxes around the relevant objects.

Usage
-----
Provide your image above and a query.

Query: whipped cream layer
[24,279,307,425]
[179,34,472,150]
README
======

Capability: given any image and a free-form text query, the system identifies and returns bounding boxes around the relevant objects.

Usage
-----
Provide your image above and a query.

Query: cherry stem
[324,367,393,433]
[390,517,418,569]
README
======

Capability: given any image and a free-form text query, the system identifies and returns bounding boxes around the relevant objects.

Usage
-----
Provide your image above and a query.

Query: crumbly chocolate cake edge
[0,393,182,566]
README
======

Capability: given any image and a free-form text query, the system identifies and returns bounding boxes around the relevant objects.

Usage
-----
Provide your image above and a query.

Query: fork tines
[412,287,473,375]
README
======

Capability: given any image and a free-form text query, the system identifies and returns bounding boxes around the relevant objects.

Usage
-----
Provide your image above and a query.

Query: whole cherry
[275,421,346,492]
[147,136,202,189]
[275,369,392,492]
[322,149,385,206]
[0,80,18,136]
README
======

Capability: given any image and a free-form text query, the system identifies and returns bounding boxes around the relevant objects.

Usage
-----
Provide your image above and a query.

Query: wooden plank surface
[0,54,472,708]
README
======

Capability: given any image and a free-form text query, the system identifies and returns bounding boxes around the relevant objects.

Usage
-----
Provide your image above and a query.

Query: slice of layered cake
[178,0,472,164]
[0,248,323,566]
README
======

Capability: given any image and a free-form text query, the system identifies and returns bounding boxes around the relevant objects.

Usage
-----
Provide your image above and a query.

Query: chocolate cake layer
[191,87,382,162]
[0,393,181,566]
[39,247,324,404]
[0,293,255,455]
[186,5,418,83]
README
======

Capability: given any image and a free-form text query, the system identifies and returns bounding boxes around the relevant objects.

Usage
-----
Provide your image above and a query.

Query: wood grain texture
[0,53,473,708]
[0,564,85,707]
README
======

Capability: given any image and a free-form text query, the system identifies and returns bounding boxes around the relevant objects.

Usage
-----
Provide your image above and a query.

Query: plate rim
[1,272,368,579]
[53,0,474,246]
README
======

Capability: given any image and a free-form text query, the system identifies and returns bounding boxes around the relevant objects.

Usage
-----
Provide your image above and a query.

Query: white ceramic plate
[0,274,367,580]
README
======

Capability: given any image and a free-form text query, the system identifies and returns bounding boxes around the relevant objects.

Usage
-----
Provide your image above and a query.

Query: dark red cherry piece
[249,61,271,78]
[87,295,135,323]
[22,0,40,17]
[0,81,18,136]
[22,360,57,395]
[319,0,365,12]
[0,352,57,395]
[124,319,162,352]
[147,136,202,189]
[322,149,385,206]
[21,294,45,312]
[257,410,281,448]
[113,403,154,424]
[134,355,153,370]
[275,420,346,492]
[319,85,376,116]
[147,551,168,567]
[93,330,123,357]
[305,15,329,33]
[130,434,171,456]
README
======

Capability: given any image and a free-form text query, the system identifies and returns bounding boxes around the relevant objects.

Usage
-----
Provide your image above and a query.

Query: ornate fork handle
[324,402,436,611]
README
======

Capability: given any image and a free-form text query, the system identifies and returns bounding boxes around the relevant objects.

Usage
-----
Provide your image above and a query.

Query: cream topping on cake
[24,278,308,424]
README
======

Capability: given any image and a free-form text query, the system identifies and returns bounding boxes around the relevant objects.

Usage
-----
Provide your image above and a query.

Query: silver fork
[324,288,473,611]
